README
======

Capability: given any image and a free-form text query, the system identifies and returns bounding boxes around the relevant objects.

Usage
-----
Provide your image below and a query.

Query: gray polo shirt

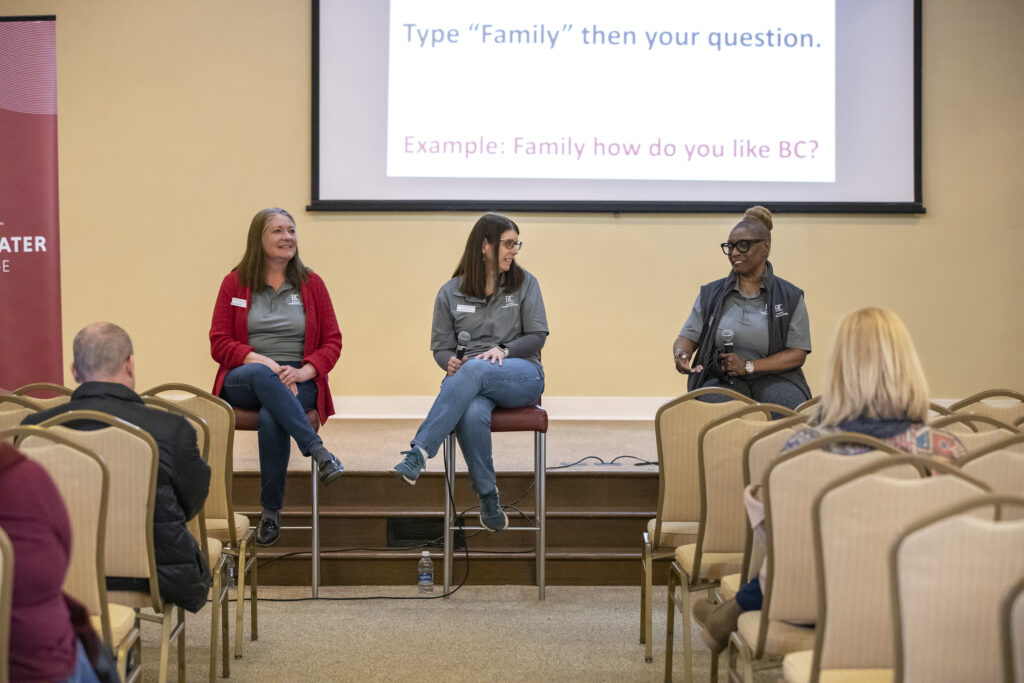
[679,283,811,360]
[247,281,306,362]
[430,271,549,374]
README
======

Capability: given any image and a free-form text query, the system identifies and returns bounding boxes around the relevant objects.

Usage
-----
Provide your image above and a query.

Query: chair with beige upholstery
[960,434,1024,520]
[929,413,1020,451]
[949,389,1024,426]
[1001,576,1024,683]
[781,457,990,683]
[730,434,907,683]
[664,402,795,682]
[794,396,819,415]
[143,383,258,659]
[31,410,187,683]
[640,386,755,664]
[10,382,74,409]
[0,527,13,683]
[142,397,231,680]
[7,426,143,682]
[890,494,1024,683]
[0,395,41,434]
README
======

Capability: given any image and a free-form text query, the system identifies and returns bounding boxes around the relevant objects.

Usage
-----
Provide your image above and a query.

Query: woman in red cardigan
[209,207,343,547]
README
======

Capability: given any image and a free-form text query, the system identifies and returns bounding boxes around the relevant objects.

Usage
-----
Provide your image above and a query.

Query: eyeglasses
[499,239,523,251]
[720,239,765,255]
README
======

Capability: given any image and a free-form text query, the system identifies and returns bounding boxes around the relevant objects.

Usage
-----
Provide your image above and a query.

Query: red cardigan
[209,270,342,423]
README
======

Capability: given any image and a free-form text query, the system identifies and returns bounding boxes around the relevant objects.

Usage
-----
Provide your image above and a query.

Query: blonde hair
[818,307,930,426]
[744,205,773,232]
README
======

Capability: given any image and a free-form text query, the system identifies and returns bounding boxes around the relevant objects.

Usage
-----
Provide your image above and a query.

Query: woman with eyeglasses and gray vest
[393,213,549,532]
[672,206,812,409]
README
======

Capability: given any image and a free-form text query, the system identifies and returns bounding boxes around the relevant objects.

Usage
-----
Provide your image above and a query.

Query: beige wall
[4,0,1022,402]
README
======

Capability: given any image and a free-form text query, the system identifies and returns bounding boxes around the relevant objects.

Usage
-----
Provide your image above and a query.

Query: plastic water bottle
[417,550,434,595]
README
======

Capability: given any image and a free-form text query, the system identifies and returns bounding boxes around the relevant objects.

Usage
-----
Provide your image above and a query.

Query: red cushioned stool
[442,403,548,599]
[233,407,325,598]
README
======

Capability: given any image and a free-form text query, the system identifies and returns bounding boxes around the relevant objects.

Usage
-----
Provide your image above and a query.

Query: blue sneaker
[394,448,426,485]
[478,489,509,532]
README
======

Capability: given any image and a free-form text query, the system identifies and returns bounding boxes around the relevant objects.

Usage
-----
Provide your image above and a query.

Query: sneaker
[478,489,509,532]
[394,449,426,485]
[256,514,280,547]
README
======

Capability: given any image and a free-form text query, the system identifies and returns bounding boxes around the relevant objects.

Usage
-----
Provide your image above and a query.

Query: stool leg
[443,432,456,597]
[536,431,546,600]
[310,457,320,598]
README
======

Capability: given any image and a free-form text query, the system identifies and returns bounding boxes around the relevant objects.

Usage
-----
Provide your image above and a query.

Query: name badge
[231,297,247,308]
[456,304,476,313]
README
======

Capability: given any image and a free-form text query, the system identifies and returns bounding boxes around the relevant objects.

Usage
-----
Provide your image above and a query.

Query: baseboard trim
[330,396,671,421]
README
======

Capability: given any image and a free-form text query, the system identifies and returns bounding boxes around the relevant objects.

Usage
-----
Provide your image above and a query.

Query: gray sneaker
[394,448,426,485]
[478,489,509,532]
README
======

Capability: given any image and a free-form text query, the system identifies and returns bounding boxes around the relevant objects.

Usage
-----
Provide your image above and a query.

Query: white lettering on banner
[1,260,9,272]
[0,235,47,253]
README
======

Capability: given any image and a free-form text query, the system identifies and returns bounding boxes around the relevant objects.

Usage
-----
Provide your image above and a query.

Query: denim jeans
[412,358,544,495]
[699,375,807,413]
[221,362,321,511]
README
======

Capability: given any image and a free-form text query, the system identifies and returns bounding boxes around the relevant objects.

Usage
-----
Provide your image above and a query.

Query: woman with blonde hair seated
[693,306,966,652]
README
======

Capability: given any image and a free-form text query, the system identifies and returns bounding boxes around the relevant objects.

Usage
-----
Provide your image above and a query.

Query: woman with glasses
[393,213,548,532]
[672,206,811,408]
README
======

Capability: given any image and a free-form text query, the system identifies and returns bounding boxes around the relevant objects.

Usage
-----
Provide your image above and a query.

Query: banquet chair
[32,410,187,683]
[780,457,989,682]
[729,434,907,683]
[442,402,549,599]
[664,402,793,682]
[960,434,1024,519]
[929,413,1020,450]
[949,388,1024,426]
[0,527,13,683]
[8,426,142,683]
[641,386,754,663]
[143,383,260,654]
[794,396,819,415]
[890,494,1024,683]
[1001,576,1024,683]
[10,382,73,409]
[0,395,40,434]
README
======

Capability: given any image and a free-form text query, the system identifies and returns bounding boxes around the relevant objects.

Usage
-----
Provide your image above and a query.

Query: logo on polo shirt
[502,294,518,309]
[774,303,788,318]
[289,293,302,305]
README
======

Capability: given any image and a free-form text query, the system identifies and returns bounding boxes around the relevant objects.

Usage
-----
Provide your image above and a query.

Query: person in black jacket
[23,322,212,612]
[672,206,812,409]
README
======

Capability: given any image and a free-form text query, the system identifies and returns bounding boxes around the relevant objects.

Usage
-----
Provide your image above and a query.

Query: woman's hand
[674,350,703,375]
[476,346,506,365]
[244,352,282,374]
[278,363,316,395]
[719,352,747,376]
[446,355,465,376]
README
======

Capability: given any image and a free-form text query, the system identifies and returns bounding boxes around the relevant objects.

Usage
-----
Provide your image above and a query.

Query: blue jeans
[412,358,544,495]
[61,639,100,683]
[735,577,763,611]
[699,375,807,413]
[221,362,321,511]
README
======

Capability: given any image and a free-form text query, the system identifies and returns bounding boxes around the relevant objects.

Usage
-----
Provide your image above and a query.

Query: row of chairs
[0,382,262,682]
[641,386,1024,681]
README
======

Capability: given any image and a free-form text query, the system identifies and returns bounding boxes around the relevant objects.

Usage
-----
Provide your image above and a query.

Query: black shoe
[316,454,344,486]
[256,515,280,547]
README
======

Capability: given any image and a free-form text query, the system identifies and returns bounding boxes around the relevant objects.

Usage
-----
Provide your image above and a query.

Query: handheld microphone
[722,329,734,355]
[456,331,471,360]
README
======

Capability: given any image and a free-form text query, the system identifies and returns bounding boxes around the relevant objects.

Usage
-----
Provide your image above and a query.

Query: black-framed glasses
[500,239,523,250]
[720,239,765,255]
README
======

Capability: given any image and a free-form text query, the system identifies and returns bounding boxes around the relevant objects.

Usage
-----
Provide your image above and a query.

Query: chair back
[143,384,237,542]
[1002,576,1024,683]
[0,527,13,683]
[960,435,1024,520]
[930,413,1020,448]
[949,389,1024,427]
[7,427,113,647]
[809,459,990,677]
[695,404,794,576]
[756,434,907,656]
[27,410,162,611]
[794,395,820,415]
[652,387,755,547]
[10,383,74,410]
[891,494,1024,683]
[0,396,40,435]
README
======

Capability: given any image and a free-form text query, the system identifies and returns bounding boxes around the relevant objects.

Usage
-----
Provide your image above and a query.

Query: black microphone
[456,331,471,360]
[722,328,734,355]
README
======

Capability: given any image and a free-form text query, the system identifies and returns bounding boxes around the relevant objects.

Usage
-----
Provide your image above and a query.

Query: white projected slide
[386,1,834,183]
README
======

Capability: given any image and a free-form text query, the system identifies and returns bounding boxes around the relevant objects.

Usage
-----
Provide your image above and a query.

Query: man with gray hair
[23,322,212,612]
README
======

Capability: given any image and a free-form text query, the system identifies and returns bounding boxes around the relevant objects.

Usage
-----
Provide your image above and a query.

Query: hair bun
[744,205,773,232]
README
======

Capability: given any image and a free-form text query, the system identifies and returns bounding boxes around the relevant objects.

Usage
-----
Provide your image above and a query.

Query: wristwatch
[498,343,510,357]
[745,360,755,375]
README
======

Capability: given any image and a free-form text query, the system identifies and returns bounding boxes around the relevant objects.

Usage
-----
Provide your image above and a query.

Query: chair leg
[158,610,173,683]
[310,457,320,599]
[642,537,653,661]
[234,541,248,657]
[681,578,694,683]
[221,581,230,678]
[176,607,186,683]
[535,430,546,600]
[443,432,456,597]
[250,543,259,641]
[665,567,678,682]
[210,569,221,682]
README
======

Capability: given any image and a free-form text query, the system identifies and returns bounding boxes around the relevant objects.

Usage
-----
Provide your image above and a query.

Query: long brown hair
[234,208,309,292]
[452,213,525,298]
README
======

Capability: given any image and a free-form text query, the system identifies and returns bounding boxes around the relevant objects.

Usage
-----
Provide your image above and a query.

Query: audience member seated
[22,322,212,613]
[673,206,812,409]
[209,207,343,548]
[0,442,100,683]
[692,306,966,652]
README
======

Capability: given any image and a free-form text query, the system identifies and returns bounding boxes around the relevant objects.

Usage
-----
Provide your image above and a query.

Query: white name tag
[456,304,476,313]
[231,297,247,308]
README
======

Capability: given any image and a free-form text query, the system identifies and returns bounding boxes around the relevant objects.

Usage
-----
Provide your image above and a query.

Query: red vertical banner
[0,17,62,389]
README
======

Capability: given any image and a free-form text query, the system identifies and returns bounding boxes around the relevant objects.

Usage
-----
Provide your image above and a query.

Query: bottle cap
[421,550,430,557]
